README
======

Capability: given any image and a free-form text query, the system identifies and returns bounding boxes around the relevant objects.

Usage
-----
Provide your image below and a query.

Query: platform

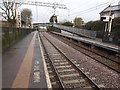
[51,32,120,53]
[2,31,51,88]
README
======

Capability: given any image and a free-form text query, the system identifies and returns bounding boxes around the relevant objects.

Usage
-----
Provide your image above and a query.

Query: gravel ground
[42,32,120,88]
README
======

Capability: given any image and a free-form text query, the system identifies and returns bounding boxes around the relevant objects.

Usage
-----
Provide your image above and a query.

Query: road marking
[38,33,52,88]
[33,72,40,83]
[34,65,40,71]
[35,61,39,65]
[12,31,37,88]
[33,60,40,83]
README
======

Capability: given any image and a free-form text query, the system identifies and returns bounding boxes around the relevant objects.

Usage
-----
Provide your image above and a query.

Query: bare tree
[0,0,17,25]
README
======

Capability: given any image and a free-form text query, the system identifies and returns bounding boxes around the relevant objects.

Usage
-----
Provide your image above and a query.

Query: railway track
[39,32,101,89]
[50,32,120,73]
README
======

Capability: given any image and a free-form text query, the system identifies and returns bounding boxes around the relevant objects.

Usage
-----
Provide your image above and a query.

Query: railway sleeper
[56,65,72,69]
[54,62,69,65]
[58,70,78,75]
[64,82,92,88]
[60,73,80,78]
[58,69,75,72]
[53,59,67,62]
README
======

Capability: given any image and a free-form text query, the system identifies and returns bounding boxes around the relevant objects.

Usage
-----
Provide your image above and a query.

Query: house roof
[100,5,120,14]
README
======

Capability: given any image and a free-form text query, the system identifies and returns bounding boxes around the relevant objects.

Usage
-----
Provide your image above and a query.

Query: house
[100,4,120,18]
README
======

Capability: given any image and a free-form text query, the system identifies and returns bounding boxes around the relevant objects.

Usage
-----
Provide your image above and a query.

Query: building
[0,21,9,27]
[100,4,120,18]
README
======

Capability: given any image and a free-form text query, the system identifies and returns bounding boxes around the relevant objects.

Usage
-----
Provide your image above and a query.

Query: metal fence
[53,25,120,45]
[2,27,35,52]
[54,25,97,39]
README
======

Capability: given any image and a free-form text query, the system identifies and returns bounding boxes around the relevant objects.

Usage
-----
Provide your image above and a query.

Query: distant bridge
[33,23,51,28]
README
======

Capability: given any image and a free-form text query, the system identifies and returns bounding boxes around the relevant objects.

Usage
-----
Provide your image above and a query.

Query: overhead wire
[68,0,117,18]
[70,0,91,11]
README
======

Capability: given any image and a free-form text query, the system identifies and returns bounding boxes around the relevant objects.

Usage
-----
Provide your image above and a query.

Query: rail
[50,32,120,73]
[40,32,101,89]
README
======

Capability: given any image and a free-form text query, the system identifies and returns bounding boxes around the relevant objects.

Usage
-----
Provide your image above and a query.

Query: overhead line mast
[15,1,68,25]
[1,1,67,27]
[16,1,67,15]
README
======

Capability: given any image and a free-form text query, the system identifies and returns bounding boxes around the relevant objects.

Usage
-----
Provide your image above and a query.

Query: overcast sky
[0,0,119,23]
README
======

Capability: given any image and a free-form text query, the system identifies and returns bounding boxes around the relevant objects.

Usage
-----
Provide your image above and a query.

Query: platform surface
[3,31,51,88]
[52,32,120,53]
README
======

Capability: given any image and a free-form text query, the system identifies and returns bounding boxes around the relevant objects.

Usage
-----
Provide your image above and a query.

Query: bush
[85,17,120,32]
[61,21,73,27]
[112,17,120,32]
[85,20,105,31]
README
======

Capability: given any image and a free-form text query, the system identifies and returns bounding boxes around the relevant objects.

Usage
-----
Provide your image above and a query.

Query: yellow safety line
[12,31,37,88]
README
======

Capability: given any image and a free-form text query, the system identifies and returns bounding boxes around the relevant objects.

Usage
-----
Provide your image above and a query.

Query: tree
[21,8,32,28]
[61,21,73,27]
[85,20,105,31]
[85,21,94,30]
[49,15,58,23]
[74,17,84,28]
[85,18,120,32]
[0,0,17,26]
[112,17,120,32]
